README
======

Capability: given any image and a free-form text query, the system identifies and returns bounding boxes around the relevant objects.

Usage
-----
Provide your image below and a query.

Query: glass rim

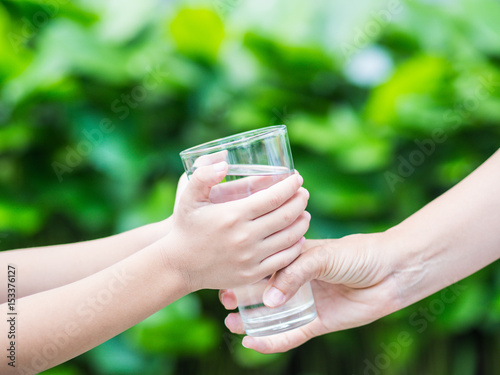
[179,125,287,158]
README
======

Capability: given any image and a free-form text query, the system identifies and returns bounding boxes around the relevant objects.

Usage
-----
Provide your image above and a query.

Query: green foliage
[126,295,220,355]
[170,8,225,63]
[1,0,499,373]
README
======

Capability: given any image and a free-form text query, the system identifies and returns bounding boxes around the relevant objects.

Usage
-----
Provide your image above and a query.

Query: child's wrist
[141,216,174,245]
[152,233,197,296]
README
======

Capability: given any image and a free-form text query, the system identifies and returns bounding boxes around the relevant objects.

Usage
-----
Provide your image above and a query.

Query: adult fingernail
[263,287,286,308]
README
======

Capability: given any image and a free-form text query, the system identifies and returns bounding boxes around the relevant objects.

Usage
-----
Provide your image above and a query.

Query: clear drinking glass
[180,125,317,336]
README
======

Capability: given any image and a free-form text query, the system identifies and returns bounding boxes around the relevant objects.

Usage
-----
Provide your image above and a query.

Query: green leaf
[0,201,43,234]
[40,364,81,375]
[170,8,224,63]
[0,123,33,152]
[365,54,449,127]
[126,295,220,355]
[234,344,284,369]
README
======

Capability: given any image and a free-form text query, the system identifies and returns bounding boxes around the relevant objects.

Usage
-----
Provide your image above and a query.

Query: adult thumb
[262,245,329,308]
[184,161,228,205]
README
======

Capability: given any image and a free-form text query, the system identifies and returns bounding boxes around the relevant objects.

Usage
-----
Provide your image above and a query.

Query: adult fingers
[262,245,330,308]
[219,289,238,310]
[239,174,303,219]
[241,323,316,353]
[224,312,245,334]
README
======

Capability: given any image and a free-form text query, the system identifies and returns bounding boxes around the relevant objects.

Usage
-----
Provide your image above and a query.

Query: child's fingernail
[303,188,310,199]
[213,161,227,172]
[297,174,304,185]
[299,236,306,245]
[242,338,250,348]
[263,287,286,308]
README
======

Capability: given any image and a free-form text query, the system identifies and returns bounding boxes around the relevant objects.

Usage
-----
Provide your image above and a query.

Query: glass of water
[180,125,317,336]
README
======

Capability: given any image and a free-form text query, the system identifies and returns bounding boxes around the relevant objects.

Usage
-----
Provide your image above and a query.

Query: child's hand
[162,161,310,292]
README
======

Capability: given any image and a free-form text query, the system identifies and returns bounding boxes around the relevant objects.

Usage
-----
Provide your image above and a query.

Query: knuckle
[286,232,298,246]
[278,266,300,289]
[191,168,206,184]
[237,250,252,265]
[269,193,282,209]
[282,211,294,225]
[233,230,250,246]
[239,268,257,284]
[223,211,239,227]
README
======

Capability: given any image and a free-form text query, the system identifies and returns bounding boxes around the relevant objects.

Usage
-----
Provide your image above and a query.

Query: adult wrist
[382,221,442,311]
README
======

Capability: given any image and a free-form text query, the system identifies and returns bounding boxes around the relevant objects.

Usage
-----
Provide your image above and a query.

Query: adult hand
[220,234,401,353]
[220,149,500,353]
[163,161,311,292]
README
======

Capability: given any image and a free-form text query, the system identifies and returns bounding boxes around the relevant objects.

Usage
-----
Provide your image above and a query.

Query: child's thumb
[185,162,228,205]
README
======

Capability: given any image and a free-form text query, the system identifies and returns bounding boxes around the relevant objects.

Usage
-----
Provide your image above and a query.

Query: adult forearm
[1,240,186,374]
[388,149,500,308]
[0,218,171,301]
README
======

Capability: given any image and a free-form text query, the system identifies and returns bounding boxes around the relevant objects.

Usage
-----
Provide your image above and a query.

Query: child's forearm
[388,149,500,309]
[1,239,186,374]
[0,217,172,301]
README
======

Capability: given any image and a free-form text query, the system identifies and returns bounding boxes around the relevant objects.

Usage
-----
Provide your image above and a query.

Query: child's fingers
[210,169,296,203]
[191,150,228,168]
[239,174,303,219]
[261,212,310,259]
[255,188,309,237]
[209,175,280,203]
[258,237,306,279]
[174,173,189,210]
[182,162,228,205]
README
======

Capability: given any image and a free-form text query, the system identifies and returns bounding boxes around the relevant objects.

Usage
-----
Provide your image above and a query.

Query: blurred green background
[1,0,500,373]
